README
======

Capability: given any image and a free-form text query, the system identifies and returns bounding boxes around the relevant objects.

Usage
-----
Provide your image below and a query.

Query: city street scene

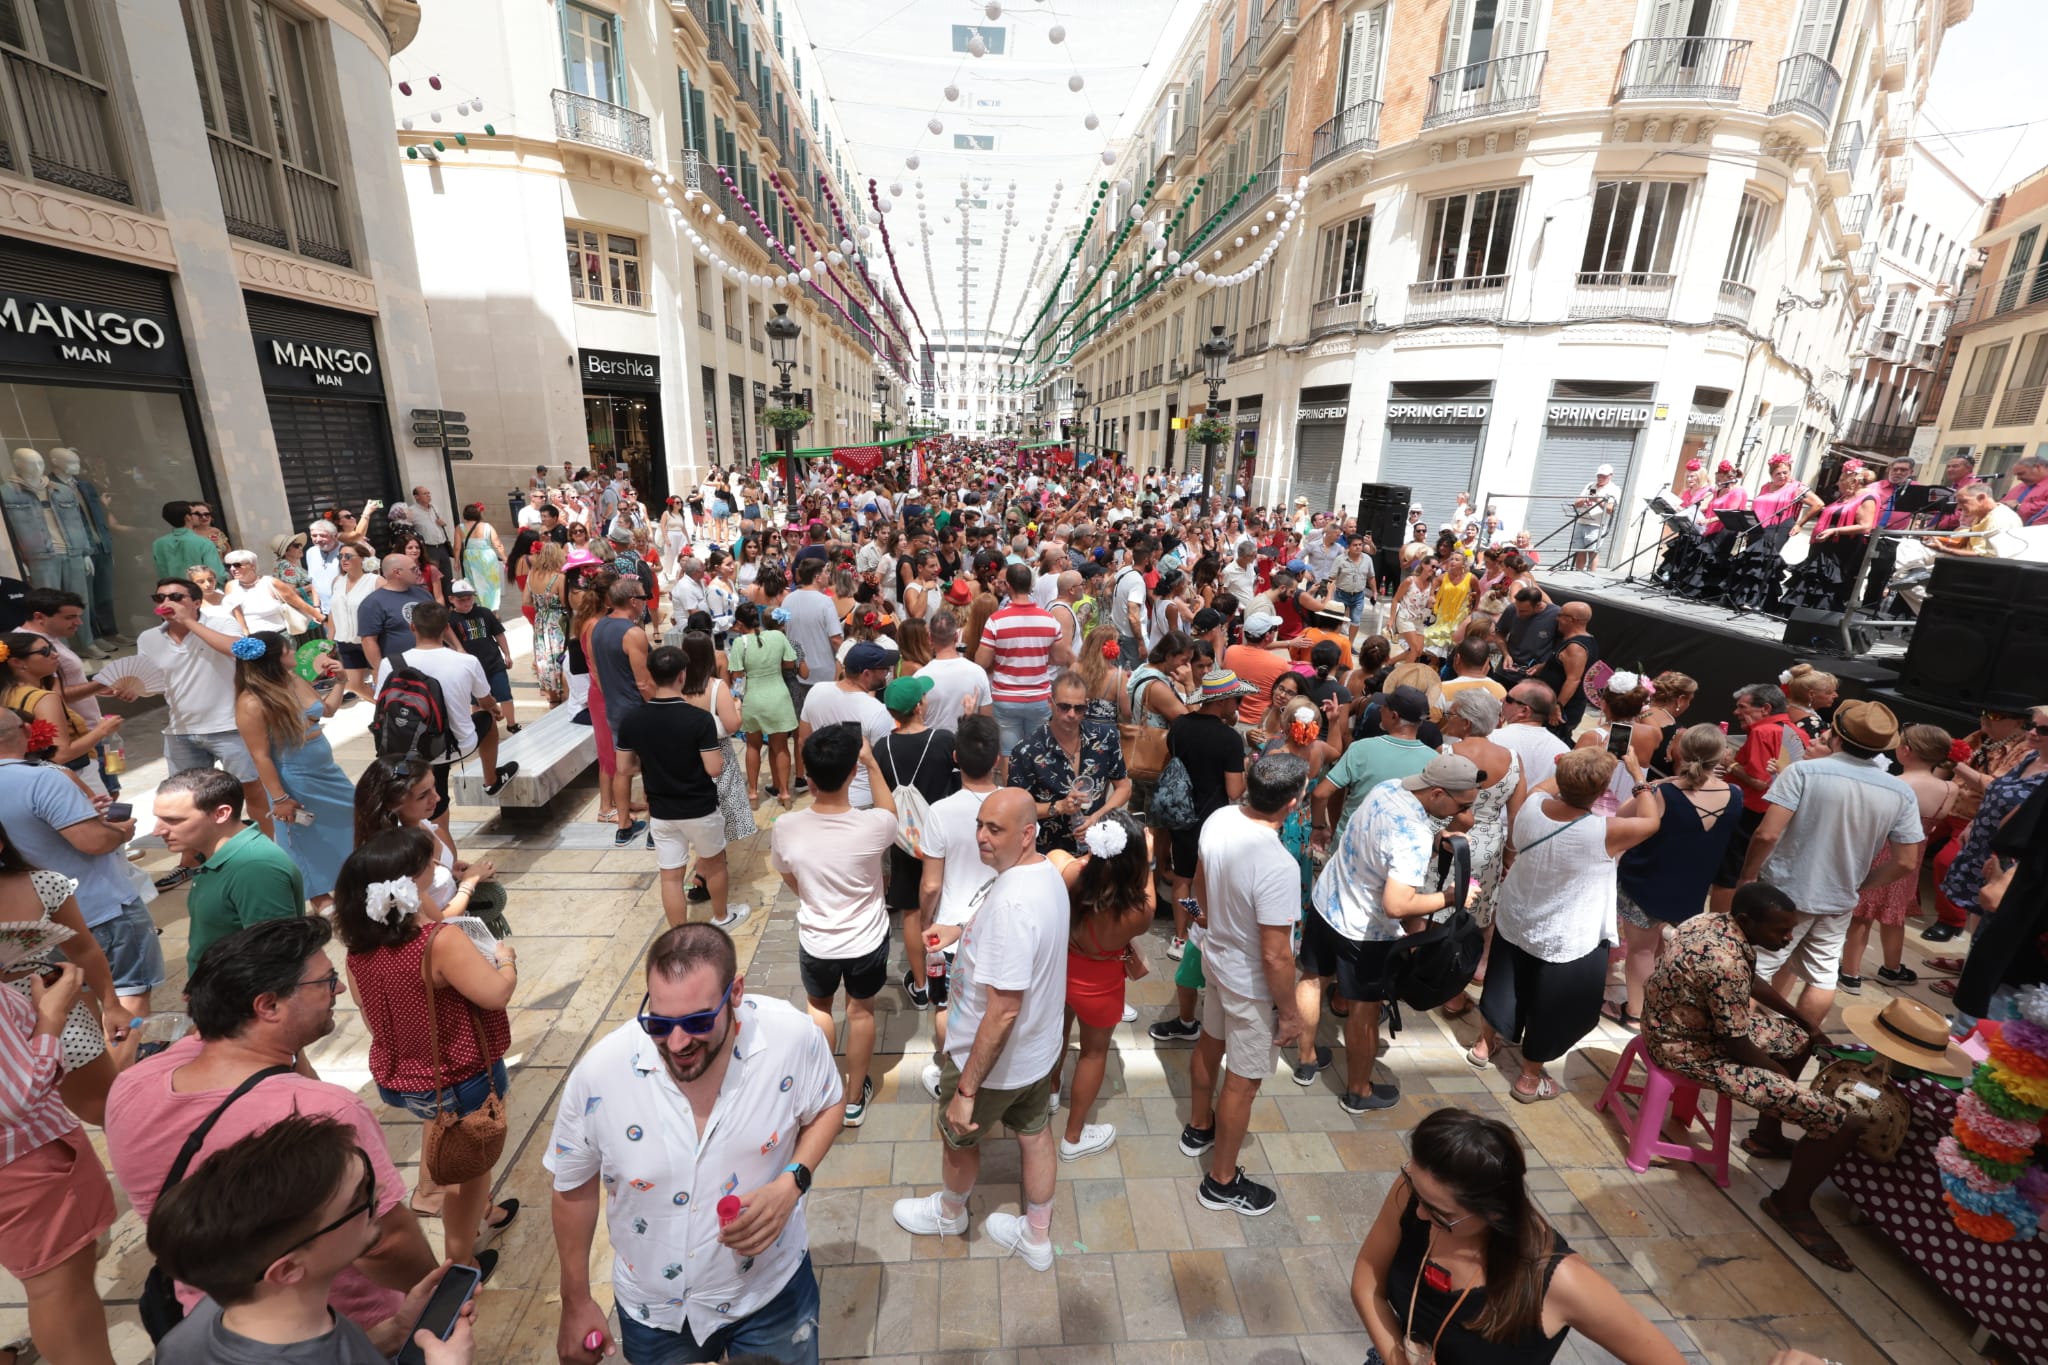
[0,0,2046,1361]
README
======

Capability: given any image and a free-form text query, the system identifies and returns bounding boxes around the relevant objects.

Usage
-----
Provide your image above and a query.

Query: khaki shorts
[1751,909,1851,990]
[934,1051,1053,1150]
[650,813,727,870]
[1201,981,1281,1081]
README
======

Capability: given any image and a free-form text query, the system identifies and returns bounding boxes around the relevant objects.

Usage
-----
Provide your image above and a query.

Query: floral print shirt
[1642,911,1758,1066]
[1007,720,1127,854]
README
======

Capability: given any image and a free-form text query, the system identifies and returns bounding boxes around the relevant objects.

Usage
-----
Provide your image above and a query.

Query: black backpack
[370,650,454,765]
[1377,834,1483,1037]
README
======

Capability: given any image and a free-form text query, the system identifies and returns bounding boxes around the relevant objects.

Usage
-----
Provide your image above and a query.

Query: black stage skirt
[1781,533,1865,614]
[1724,521,1794,615]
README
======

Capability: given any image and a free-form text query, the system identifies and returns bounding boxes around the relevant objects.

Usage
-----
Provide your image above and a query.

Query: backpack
[1151,756,1199,829]
[370,651,454,765]
[1376,835,1482,1037]
[882,731,940,855]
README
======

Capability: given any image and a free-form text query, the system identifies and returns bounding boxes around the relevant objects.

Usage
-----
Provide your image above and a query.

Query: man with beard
[549,923,843,1365]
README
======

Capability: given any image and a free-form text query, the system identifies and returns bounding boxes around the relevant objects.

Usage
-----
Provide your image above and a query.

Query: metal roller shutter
[1378,427,1481,534]
[1525,427,1637,554]
[265,395,401,543]
[1291,422,1345,515]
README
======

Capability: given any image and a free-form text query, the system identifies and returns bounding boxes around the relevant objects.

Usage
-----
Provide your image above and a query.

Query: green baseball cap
[883,675,934,715]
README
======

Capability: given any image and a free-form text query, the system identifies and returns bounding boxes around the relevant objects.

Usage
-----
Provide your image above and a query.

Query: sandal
[1510,1073,1565,1104]
[596,809,618,824]
[0,1337,40,1365]
[1464,1045,1492,1069]
[1926,956,1966,975]
[1600,1001,1643,1032]
[1930,979,1959,999]
[1761,1193,1855,1272]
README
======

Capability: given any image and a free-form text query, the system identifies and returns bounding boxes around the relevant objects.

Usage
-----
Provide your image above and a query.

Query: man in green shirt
[154,767,304,969]
[1310,686,1437,852]
[152,499,227,583]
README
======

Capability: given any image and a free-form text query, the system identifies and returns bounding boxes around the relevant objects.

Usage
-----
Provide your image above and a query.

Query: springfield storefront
[1526,386,1655,551]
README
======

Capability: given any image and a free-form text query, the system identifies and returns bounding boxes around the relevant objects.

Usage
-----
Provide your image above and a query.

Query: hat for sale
[1840,997,1973,1078]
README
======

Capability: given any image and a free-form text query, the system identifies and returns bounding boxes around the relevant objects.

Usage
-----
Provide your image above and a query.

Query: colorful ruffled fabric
[1948,989,2048,1242]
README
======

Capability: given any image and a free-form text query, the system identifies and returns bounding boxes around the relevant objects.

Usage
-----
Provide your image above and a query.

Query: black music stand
[1715,509,1760,537]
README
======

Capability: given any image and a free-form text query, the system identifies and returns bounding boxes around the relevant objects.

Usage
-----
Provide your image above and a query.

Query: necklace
[1403,1225,1477,1364]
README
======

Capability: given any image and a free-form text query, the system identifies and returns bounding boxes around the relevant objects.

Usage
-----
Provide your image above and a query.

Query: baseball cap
[1243,612,1283,639]
[448,579,477,596]
[1285,558,1308,575]
[1403,753,1483,794]
[1385,685,1429,723]
[883,674,934,714]
[844,641,895,673]
[607,525,634,545]
[1596,464,1614,476]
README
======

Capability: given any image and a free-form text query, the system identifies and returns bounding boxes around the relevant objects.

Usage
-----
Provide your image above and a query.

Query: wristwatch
[783,1161,812,1195]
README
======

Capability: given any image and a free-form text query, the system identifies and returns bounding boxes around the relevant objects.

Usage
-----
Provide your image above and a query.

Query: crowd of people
[0,435,2018,1365]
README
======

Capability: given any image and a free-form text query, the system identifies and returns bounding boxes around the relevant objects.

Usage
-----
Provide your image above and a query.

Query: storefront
[580,347,667,506]
[1232,396,1261,495]
[1527,385,1654,552]
[247,293,403,546]
[1379,384,1493,532]
[1291,385,1350,513]
[0,237,212,646]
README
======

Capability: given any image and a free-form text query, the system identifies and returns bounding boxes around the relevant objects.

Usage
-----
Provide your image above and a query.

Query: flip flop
[1510,1074,1565,1104]
[1762,1194,1855,1272]
[1464,1045,1491,1069]
[1930,980,1959,998]
[1926,956,1966,974]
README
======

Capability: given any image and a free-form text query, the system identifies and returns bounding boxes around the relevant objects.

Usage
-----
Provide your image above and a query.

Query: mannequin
[2,449,97,651]
[47,448,118,643]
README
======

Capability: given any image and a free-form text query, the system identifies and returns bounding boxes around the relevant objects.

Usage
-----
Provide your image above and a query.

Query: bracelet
[265,791,288,804]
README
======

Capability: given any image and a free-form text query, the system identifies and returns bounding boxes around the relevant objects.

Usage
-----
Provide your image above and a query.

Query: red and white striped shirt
[0,985,78,1165]
[980,602,1062,704]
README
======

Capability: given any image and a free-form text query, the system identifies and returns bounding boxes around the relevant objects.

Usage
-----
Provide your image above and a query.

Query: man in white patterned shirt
[548,924,843,1365]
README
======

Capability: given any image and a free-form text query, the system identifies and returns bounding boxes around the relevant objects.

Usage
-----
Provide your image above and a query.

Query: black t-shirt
[615,698,722,820]
[1302,677,1352,739]
[875,729,961,807]
[1167,711,1245,818]
[450,604,508,675]
[1538,632,1601,728]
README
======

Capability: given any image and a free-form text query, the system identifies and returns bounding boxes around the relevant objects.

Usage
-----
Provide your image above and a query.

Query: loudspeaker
[1782,607,1873,656]
[1986,609,2048,712]
[1926,554,2048,605]
[1358,481,1411,587]
[1899,596,2009,708]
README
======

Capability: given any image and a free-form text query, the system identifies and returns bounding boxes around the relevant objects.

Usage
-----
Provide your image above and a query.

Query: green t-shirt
[152,527,226,583]
[1326,735,1435,836]
[185,824,306,970]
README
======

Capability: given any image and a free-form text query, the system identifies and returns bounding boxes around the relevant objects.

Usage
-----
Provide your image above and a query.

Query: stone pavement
[0,657,2002,1364]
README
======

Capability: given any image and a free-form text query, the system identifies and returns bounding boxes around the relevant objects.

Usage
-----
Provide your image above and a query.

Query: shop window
[1420,186,1521,286]
[565,226,645,308]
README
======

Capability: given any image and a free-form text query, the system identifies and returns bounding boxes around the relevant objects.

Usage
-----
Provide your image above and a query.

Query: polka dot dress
[4,871,106,1072]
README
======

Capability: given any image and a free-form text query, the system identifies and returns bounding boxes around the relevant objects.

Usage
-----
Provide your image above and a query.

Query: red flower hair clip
[25,719,57,753]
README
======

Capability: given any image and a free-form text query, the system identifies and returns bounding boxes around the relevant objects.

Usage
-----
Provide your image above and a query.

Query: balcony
[1615,36,1750,103]
[1173,121,1200,169]
[725,323,742,343]
[1840,417,1917,456]
[1407,275,1509,322]
[751,336,765,354]
[1229,28,1264,105]
[569,275,648,310]
[1312,100,1382,168]
[1882,20,1914,88]
[1835,192,1872,243]
[1309,290,1374,338]
[1879,156,1910,203]
[1204,72,1231,124]
[207,136,353,268]
[1715,278,1756,326]
[1826,119,1864,186]
[1996,385,2046,428]
[1571,270,1676,318]
[1238,320,1271,356]
[1865,329,1909,362]
[284,168,354,267]
[698,310,713,329]
[1423,51,1546,130]
[552,89,652,160]
[1954,392,1993,429]
[706,25,742,93]
[0,52,130,203]
[1851,244,1876,280]
[1260,0,1300,57]
[1768,52,1841,130]
[1215,152,1305,239]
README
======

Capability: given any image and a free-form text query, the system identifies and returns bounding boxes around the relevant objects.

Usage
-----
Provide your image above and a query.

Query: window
[1444,0,1537,74]
[1787,0,1841,57]
[1995,228,2039,313]
[1421,186,1521,284]
[1316,214,1372,302]
[1878,285,1913,332]
[1579,180,1688,282]
[1338,4,1388,111]
[950,23,1005,53]
[952,133,995,151]
[562,1,623,104]
[566,226,644,307]
[1721,192,1770,284]
[1953,341,2010,428]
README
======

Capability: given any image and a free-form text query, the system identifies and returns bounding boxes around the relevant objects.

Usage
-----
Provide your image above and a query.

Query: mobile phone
[395,1262,482,1364]
[1605,722,1634,757]
[102,802,132,822]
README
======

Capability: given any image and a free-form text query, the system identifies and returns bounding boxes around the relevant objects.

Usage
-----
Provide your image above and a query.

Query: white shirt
[516,505,544,529]
[544,1000,841,1343]
[1194,806,1299,1000]
[919,787,994,926]
[1219,560,1259,605]
[223,575,293,634]
[114,622,244,735]
[374,647,493,757]
[670,574,709,625]
[799,685,894,808]
[1030,573,1059,611]
[945,858,1067,1090]
[915,655,991,735]
[408,500,450,545]
[303,543,343,609]
[1495,723,1569,792]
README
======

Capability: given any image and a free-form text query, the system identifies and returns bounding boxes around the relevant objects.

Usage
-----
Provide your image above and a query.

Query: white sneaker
[892,1191,968,1238]
[1120,1003,1138,1024]
[1060,1123,1116,1161]
[1048,1089,1060,1115]
[920,1061,942,1100]
[984,1210,1054,1270]
[712,904,750,930]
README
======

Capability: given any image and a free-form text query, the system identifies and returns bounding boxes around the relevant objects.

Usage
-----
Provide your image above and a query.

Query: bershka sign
[0,288,186,377]
[580,347,660,392]
[1547,401,1651,428]
[255,333,381,397]
[1386,401,1490,424]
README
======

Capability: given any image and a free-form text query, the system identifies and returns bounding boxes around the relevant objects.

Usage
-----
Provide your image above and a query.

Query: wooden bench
[449,704,595,808]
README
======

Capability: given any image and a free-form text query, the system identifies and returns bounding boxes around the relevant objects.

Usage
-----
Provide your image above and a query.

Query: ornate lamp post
[1198,324,1235,501]
[764,302,802,520]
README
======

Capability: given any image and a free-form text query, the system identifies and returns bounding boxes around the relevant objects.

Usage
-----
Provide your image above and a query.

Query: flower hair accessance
[1083,819,1128,859]
[1778,670,1794,685]
[0,642,10,664]
[24,719,56,753]
[1605,670,1642,694]
[1101,639,1121,660]
[230,635,269,661]
[364,877,421,925]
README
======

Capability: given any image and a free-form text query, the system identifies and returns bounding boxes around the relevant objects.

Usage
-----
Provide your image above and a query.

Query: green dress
[731,629,798,735]
[459,523,504,610]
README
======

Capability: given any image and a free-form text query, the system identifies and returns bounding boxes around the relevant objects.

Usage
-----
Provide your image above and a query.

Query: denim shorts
[90,898,165,996]
[616,1253,818,1365]
[377,1058,510,1120]
[486,669,514,704]
[164,729,259,783]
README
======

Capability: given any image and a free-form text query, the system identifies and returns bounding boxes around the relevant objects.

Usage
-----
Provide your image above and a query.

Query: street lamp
[764,302,802,520]
[1071,382,1090,454]
[1198,323,1235,502]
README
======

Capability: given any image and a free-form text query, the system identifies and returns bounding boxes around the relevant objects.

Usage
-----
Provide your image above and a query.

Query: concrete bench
[449,704,595,808]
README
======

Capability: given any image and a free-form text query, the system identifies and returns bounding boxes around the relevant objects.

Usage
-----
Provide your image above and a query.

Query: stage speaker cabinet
[1782,607,1873,656]
[1926,554,2046,605]
[1356,481,1411,553]
[1899,596,2009,709]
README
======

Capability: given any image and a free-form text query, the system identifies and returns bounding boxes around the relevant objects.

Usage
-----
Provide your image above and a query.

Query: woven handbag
[1812,1053,1910,1162]
[418,925,508,1185]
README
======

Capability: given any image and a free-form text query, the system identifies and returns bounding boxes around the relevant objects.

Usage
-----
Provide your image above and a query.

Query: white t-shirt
[1495,723,1569,791]
[516,505,544,529]
[948,858,1067,1091]
[799,684,895,808]
[1109,567,1148,641]
[1030,573,1059,610]
[223,576,293,634]
[915,655,992,735]
[770,806,897,960]
[919,787,994,926]
[374,647,494,758]
[110,622,245,735]
[1195,806,1301,1001]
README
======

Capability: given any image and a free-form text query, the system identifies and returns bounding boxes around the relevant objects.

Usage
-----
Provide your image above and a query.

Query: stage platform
[1535,571,1973,734]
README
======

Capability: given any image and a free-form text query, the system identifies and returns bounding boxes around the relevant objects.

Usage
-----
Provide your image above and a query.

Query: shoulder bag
[418,924,508,1185]
[1120,668,1170,783]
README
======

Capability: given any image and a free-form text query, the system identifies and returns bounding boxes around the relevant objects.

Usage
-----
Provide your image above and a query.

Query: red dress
[581,621,617,777]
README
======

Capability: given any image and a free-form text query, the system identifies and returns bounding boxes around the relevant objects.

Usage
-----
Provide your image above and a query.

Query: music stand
[1715,509,1760,537]
[1891,484,1950,517]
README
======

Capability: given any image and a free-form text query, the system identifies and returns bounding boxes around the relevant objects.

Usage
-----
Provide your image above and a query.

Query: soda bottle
[925,932,948,982]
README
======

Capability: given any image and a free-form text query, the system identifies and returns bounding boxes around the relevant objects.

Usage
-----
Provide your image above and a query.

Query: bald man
[1534,601,1599,742]
[894,787,1069,1270]
[1047,570,1085,661]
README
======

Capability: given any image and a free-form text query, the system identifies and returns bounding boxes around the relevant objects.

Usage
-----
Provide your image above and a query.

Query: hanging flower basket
[763,406,813,433]
[1190,417,1231,447]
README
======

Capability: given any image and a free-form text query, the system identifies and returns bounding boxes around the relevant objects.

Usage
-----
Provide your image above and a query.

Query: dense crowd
[0,436,2020,1365]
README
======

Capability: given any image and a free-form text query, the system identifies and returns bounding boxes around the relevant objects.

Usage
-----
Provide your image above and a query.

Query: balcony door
[1443,0,1536,86]
[1788,0,1844,57]
[1339,4,1387,115]
[562,1,624,106]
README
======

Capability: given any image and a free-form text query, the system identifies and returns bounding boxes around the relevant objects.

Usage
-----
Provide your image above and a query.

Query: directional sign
[411,436,443,447]
[447,448,474,461]
[443,435,472,449]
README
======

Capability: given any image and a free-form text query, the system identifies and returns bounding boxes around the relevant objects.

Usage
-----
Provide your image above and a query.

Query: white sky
[1919,0,2048,198]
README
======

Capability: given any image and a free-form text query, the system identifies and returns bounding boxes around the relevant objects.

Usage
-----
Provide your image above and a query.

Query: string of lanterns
[393,70,493,161]
[996,180,1068,349]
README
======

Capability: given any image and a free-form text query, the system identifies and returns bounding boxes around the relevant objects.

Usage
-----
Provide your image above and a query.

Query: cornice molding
[234,243,380,313]
[0,185,175,268]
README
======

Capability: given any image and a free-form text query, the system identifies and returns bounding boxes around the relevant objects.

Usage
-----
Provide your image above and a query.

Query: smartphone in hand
[1605,722,1634,758]
[395,1263,481,1365]
[102,802,132,823]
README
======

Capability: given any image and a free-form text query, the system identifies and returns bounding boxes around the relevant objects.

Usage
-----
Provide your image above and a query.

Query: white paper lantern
[1250,225,1259,237]
[1100,150,1115,165]
[929,117,945,134]
[984,1,1002,17]
[828,250,843,265]
[906,154,921,170]
[967,34,986,57]
[799,268,814,282]
[716,213,727,224]
[1068,75,1085,92]
[889,182,904,198]
[1048,24,1065,43]
[839,237,854,253]
[1084,113,1100,131]
[401,116,413,130]
[472,97,484,110]
[944,84,960,102]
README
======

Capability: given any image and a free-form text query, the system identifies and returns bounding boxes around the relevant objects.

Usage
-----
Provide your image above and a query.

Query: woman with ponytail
[1073,625,1128,725]
[1049,811,1154,1161]
[1351,1107,1682,1364]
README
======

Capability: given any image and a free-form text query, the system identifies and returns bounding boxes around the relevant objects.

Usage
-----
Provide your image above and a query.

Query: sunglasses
[636,986,736,1039]
[13,646,51,659]
[278,1150,377,1257]
[2032,725,2048,737]
[150,592,190,604]
[1051,701,1087,714]
[1401,1164,1479,1229]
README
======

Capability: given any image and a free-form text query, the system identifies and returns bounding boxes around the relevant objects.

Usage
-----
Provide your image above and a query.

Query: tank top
[1384,1194,1573,1365]
[590,615,643,722]
[348,923,510,1093]
[1495,801,1616,962]
[1616,785,1740,923]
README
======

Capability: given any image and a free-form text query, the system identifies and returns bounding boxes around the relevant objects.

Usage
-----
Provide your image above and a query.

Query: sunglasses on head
[637,986,736,1039]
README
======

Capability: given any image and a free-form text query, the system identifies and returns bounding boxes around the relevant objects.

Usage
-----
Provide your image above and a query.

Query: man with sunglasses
[549,924,842,1365]
[106,918,438,1353]
[149,1114,476,1364]
[150,500,225,583]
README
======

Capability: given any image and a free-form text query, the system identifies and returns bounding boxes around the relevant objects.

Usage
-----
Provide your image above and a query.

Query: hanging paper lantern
[430,109,443,123]
[984,0,1002,17]
[428,74,442,90]
[906,154,921,171]
[1068,75,1085,92]
[889,181,904,198]
[472,97,484,111]
[944,84,960,102]
[405,145,419,159]
[1084,113,1100,131]
[432,138,446,151]
[967,33,986,57]
[928,117,944,134]
[483,123,496,136]
[397,80,412,96]
[1048,24,1066,43]
[455,133,468,147]
[1100,150,1115,165]
[401,116,414,130]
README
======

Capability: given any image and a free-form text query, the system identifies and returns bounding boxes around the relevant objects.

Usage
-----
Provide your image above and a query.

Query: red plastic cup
[717,1194,742,1227]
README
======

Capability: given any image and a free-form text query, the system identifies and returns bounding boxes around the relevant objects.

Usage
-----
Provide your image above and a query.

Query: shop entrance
[579,349,667,507]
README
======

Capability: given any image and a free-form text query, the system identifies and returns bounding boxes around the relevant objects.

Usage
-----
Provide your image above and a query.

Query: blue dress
[271,703,357,899]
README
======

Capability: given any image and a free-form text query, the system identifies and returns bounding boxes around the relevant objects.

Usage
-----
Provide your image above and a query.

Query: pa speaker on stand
[1357,481,1410,591]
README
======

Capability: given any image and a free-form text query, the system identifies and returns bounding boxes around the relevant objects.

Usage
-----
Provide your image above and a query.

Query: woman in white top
[1468,748,1658,1102]
[678,629,753,928]
[185,565,242,634]
[658,496,692,575]
[353,758,493,917]
[222,549,324,637]
[326,541,382,705]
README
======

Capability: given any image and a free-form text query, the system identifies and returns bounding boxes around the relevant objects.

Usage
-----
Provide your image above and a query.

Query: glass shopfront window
[583,393,659,504]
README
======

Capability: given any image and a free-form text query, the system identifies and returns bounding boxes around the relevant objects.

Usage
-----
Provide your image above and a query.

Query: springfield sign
[0,289,186,377]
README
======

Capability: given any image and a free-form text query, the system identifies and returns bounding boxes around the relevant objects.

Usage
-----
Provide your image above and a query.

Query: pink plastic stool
[1595,1035,1733,1187]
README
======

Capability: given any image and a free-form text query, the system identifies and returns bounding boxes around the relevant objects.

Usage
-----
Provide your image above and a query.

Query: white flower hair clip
[1778,669,1795,685]
[1605,670,1642,694]
[364,877,421,925]
[1083,819,1128,859]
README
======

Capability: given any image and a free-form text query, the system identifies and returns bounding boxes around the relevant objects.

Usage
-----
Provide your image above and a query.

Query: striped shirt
[0,985,78,1165]
[981,602,1062,704]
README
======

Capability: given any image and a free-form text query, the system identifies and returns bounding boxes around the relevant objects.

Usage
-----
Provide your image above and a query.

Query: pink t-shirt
[103,1035,406,1327]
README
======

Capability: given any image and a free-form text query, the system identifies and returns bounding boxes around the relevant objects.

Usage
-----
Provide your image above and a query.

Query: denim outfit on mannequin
[47,449,118,643]
[2,450,97,653]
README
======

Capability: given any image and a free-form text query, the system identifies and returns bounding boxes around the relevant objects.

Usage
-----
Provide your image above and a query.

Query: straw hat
[1832,698,1901,751]
[1839,997,1973,1078]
